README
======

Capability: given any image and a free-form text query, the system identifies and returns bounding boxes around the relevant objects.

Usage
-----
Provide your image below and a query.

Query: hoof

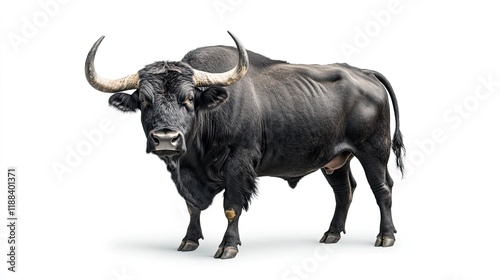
[214,246,239,259]
[374,236,395,247]
[320,232,341,244]
[177,240,199,252]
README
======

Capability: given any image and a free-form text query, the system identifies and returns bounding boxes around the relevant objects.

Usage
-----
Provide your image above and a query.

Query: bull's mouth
[154,150,183,172]
[152,150,182,158]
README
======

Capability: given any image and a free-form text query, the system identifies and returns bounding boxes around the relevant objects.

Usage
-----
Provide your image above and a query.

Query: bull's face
[84,32,248,166]
[107,64,229,160]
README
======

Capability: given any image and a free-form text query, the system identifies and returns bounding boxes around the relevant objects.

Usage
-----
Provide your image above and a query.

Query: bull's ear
[196,86,229,111]
[109,91,140,112]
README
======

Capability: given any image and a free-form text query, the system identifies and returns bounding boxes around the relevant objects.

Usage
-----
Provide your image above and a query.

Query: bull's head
[85,32,248,167]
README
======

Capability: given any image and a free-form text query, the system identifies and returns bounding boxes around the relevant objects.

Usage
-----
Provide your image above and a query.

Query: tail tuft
[392,129,406,177]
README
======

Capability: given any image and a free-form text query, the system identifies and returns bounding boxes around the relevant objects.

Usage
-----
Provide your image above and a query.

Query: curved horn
[192,31,249,87]
[85,36,140,93]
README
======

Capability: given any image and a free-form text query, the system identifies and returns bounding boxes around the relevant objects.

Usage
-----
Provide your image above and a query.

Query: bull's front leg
[214,156,256,259]
[213,202,242,259]
[178,202,204,252]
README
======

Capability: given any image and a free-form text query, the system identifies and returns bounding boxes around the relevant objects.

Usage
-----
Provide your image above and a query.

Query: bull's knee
[225,208,237,223]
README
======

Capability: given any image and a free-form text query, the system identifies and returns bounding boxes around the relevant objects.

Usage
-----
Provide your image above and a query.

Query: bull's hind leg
[178,202,204,251]
[320,162,357,243]
[357,145,397,247]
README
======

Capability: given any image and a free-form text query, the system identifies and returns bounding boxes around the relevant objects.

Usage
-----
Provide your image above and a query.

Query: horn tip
[97,35,105,44]
[227,31,237,41]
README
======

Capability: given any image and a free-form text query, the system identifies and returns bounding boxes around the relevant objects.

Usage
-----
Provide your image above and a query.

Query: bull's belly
[255,151,352,178]
[256,165,318,178]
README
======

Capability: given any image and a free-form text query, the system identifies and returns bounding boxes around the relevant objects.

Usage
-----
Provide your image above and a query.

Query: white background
[1,0,499,280]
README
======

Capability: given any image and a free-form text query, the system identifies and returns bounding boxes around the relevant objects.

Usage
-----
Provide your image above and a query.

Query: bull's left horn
[85,36,140,93]
[192,31,249,87]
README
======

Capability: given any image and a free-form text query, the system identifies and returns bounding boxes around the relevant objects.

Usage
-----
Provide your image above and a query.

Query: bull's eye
[138,93,148,109]
[139,98,149,110]
[185,92,194,105]
[183,92,195,111]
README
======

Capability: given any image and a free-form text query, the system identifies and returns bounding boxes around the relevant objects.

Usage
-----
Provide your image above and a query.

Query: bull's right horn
[192,31,249,87]
[85,36,140,93]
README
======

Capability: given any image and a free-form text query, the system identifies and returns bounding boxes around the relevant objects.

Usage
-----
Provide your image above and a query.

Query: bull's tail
[370,70,406,176]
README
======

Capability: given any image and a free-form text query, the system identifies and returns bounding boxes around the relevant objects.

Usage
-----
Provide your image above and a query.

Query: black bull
[85,32,405,259]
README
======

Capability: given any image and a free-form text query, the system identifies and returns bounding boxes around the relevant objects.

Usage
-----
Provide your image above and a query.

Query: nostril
[171,134,180,145]
[152,134,160,146]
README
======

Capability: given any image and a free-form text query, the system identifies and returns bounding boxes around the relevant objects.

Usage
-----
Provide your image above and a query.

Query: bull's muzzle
[149,129,185,157]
